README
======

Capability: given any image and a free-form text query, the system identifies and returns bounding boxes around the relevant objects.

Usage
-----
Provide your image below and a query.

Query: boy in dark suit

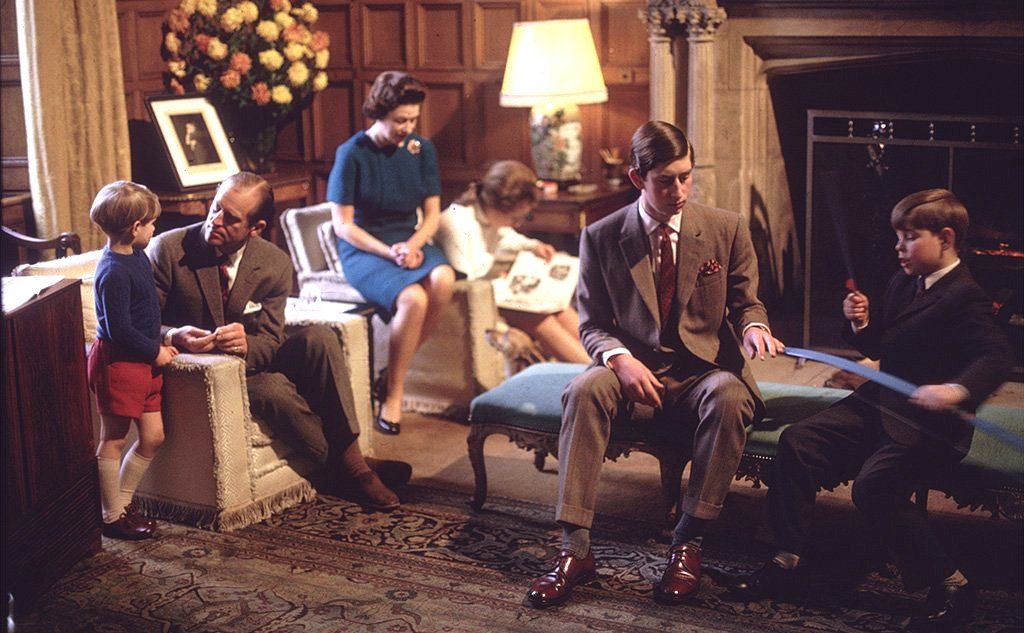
[732,189,1011,630]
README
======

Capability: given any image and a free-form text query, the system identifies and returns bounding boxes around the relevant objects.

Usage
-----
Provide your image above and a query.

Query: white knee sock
[97,456,125,523]
[118,447,153,513]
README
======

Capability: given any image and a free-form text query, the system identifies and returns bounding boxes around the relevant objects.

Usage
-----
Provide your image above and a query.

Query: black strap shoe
[728,561,799,599]
[375,413,401,434]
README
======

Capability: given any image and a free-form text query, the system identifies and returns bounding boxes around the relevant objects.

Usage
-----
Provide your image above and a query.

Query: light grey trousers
[555,365,754,528]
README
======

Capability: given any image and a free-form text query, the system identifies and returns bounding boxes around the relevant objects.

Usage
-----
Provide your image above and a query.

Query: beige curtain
[16,0,131,252]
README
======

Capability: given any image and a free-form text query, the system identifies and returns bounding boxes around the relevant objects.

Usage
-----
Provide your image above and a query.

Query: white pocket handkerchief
[243,300,263,315]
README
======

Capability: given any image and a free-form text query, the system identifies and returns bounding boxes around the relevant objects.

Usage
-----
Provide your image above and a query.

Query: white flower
[206,37,228,61]
[194,73,211,91]
[164,32,181,54]
[167,59,187,78]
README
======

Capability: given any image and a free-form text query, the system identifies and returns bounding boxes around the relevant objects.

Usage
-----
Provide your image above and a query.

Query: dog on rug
[485,324,547,376]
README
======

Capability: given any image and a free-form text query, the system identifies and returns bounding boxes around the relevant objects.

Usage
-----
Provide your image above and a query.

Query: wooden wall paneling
[318,1,354,68]
[361,2,410,69]
[472,0,522,69]
[423,81,469,168]
[314,80,358,161]
[533,0,587,21]
[417,3,465,69]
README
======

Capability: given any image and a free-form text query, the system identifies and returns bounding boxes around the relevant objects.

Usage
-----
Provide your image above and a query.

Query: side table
[154,162,314,247]
[522,183,638,253]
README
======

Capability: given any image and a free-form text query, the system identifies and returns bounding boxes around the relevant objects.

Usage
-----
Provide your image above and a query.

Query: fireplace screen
[803,110,1023,363]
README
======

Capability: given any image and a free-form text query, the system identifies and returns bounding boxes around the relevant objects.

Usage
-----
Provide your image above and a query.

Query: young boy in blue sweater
[87,181,178,540]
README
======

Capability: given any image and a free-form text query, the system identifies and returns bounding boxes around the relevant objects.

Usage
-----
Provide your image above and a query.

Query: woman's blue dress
[326,131,450,316]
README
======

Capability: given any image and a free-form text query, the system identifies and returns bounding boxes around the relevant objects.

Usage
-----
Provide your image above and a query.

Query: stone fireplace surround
[641,0,1023,299]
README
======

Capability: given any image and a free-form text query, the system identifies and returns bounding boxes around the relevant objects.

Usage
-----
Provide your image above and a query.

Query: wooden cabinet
[521,183,639,253]
[2,278,100,615]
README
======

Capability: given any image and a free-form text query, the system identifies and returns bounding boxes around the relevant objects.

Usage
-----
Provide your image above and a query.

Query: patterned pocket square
[699,259,722,276]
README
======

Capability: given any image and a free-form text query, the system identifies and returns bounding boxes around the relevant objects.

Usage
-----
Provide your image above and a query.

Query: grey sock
[561,526,591,557]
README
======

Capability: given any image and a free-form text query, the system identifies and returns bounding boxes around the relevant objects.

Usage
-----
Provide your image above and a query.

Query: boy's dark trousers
[767,393,966,591]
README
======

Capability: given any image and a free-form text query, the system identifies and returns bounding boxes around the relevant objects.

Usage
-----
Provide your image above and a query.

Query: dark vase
[218,103,280,174]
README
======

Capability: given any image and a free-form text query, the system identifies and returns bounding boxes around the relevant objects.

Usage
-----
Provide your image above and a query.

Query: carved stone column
[640,6,676,124]
[644,1,725,205]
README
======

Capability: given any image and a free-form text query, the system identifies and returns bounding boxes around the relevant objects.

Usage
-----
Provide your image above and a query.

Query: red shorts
[87,338,163,419]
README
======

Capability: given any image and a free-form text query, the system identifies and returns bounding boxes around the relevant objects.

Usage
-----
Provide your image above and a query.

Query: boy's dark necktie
[656,224,676,325]
[914,275,925,300]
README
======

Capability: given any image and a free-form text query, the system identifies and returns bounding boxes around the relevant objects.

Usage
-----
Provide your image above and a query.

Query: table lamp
[500,19,608,184]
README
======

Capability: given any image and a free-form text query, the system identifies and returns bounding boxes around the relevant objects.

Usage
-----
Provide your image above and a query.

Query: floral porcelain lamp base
[529,102,582,184]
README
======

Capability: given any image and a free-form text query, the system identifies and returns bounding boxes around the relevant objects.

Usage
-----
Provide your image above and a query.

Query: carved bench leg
[467,426,489,510]
[533,450,547,471]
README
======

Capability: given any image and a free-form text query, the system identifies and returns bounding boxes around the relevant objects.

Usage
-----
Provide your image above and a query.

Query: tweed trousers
[555,364,753,528]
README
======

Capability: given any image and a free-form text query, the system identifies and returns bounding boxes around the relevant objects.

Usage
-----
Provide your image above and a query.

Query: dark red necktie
[656,224,676,324]
[218,262,230,306]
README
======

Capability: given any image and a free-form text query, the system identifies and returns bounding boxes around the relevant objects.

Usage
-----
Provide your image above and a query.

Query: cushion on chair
[12,249,103,343]
[958,405,1024,490]
[742,382,852,459]
[279,203,333,274]
[317,221,343,274]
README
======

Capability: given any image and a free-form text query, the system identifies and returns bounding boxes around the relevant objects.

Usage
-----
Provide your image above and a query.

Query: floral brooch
[699,258,722,276]
[405,138,422,155]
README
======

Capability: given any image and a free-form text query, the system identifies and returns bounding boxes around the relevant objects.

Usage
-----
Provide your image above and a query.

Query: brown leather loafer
[102,515,154,541]
[524,549,597,609]
[654,544,702,604]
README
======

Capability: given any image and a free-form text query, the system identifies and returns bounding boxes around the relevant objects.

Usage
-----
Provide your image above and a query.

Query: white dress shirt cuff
[601,348,631,366]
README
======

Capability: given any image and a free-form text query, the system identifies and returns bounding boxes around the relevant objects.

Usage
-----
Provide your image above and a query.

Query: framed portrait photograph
[145,95,239,190]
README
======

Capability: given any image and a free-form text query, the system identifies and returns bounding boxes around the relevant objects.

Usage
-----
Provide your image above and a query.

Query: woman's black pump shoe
[375,413,401,435]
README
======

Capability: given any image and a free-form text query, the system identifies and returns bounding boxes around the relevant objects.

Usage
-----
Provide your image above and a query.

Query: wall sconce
[500,19,608,184]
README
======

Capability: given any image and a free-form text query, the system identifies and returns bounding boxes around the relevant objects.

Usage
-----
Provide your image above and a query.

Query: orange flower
[269,0,292,10]
[220,70,242,89]
[229,52,252,74]
[310,30,330,52]
[283,23,311,45]
[194,33,211,54]
[251,82,271,105]
[170,78,185,95]
[167,9,190,33]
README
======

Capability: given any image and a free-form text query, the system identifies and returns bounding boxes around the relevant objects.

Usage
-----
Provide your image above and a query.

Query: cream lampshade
[500,19,608,183]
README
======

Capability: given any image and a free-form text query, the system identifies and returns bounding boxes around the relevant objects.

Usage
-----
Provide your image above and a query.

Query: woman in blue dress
[328,71,455,435]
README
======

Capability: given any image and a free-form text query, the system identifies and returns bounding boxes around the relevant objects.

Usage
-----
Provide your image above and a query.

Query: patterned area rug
[17,485,1023,632]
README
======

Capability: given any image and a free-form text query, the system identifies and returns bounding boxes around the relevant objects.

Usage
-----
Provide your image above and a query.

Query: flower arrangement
[161,0,330,170]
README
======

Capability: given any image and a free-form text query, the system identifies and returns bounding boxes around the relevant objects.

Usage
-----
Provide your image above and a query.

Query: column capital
[643,0,726,40]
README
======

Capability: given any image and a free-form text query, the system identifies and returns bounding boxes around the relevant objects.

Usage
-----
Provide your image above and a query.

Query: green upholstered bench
[467,362,1024,521]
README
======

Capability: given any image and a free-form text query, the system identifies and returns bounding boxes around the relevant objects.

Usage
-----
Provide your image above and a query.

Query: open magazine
[491,251,579,314]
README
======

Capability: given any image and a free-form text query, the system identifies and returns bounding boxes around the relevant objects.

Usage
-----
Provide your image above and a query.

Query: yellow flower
[314,49,329,69]
[256,20,280,42]
[283,42,305,62]
[194,73,211,92]
[237,1,260,23]
[164,32,181,54]
[220,7,244,32]
[167,59,187,78]
[259,49,285,71]
[178,0,197,15]
[287,61,310,87]
[294,3,319,23]
[271,85,293,105]
[274,11,296,30]
[312,71,328,92]
[206,37,228,61]
[196,0,217,18]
